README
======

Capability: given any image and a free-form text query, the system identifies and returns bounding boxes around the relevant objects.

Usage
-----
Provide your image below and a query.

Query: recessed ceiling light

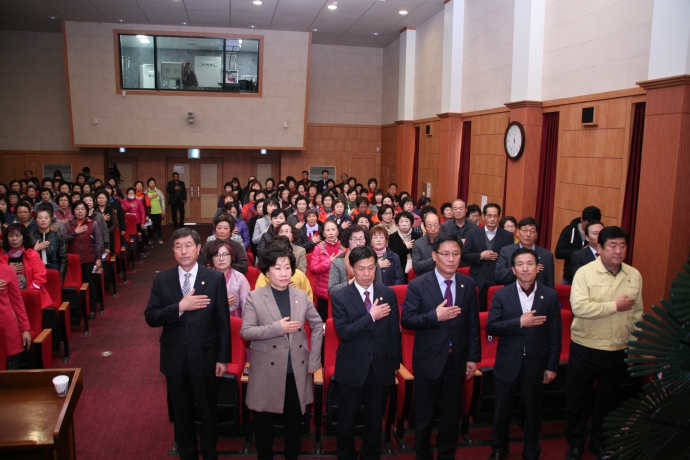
[373,32,379,35]
[117,19,126,23]
[313,28,319,32]
[250,25,256,28]
[49,16,57,20]
[180,21,188,25]
[399,10,408,14]
[328,3,337,10]
[253,0,262,4]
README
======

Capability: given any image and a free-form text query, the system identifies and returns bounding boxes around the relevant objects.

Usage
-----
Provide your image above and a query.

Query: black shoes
[565,446,583,460]
[488,453,506,460]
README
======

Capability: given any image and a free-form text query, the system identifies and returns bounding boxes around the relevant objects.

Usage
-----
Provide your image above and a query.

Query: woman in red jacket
[0,262,31,369]
[123,187,146,230]
[62,200,104,320]
[309,220,344,320]
[0,223,52,310]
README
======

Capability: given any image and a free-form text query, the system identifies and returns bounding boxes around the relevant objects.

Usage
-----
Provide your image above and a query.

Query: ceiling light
[260,149,267,155]
[188,148,200,159]
[328,2,338,10]
[119,147,126,153]
[373,32,379,36]
[313,28,319,32]
[117,19,126,23]
[250,25,256,28]
[49,16,57,20]
[399,10,408,14]
[180,21,188,25]
[253,0,262,4]
[136,34,150,44]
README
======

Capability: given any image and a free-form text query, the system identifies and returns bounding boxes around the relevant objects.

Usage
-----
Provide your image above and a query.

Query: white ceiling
[0,0,445,47]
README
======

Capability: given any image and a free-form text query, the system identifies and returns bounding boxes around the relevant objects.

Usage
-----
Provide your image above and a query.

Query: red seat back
[391,284,408,309]
[245,266,260,290]
[560,309,573,363]
[555,284,572,311]
[113,227,122,250]
[45,269,62,309]
[327,292,333,319]
[0,327,6,370]
[487,285,504,311]
[457,266,470,276]
[64,254,82,289]
[125,214,138,236]
[407,268,417,282]
[21,290,44,340]
[323,318,340,393]
[477,312,498,370]
[246,251,255,267]
[227,317,247,379]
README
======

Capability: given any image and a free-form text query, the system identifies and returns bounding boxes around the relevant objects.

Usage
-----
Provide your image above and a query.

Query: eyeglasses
[213,253,231,260]
[484,214,499,219]
[519,228,537,234]
[349,237,366,243]
[382,211,393,216]
[371,234,386,240]
[436,251,461,259]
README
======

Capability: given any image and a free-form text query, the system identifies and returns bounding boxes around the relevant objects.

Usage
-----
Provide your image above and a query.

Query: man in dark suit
[486,248,561,460]
[461,203,514,311]
[411,211,442,276]
[570,221,604,277]
[145,228,230,460]
[331,246,401,460]
[401,232,481,460]
[495,217,555,289]
[167,172,187,228]
[316,169,330,194]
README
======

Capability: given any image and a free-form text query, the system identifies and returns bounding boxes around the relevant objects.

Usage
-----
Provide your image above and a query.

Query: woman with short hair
[369,225,403,286]
[207,240,250,318]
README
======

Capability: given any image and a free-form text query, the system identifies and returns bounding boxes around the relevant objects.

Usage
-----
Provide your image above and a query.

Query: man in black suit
[486,248,561,460]
[495,217,555,289]
[316,169,330,194]
[167,172,187,228]
[411,211,442,276]
[462,203,515,311]
[145,228,230,460]
[331,246,401,460]
[401,232,481,460]
[570,221,604,277]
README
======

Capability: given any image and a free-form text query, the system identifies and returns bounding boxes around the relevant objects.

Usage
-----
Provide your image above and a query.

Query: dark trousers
[167,354,219,460]
[317,298,329,322]
[413,354,463,460]
[478,283,489,312]
[565,341,626,449]
[81,262,98,316]
[151,213,163,240]
[170,202,185,227]
[253,373,303,460]
[492,359,545,460]
[6,353,21,370]
[336,363,389,460]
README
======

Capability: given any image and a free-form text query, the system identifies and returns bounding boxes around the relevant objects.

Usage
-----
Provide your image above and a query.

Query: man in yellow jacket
[565,226,643,460]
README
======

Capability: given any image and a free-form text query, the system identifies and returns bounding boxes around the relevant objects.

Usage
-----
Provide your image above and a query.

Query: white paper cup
[52,375,69,397]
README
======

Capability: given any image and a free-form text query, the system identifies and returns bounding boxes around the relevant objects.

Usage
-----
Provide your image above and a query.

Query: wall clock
[504,121,525,159]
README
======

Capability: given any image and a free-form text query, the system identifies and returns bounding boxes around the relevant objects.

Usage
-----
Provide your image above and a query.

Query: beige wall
[414,11,444,120]
[462,0,514,113]
[0,31,75,151]
[308,45,382,125]
[64,22,309,149]
[542,0,653,101]
[381,39,400,125]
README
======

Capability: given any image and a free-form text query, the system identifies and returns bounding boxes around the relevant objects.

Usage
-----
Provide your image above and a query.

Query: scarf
[8,248,23,258]
[398,228,412,242]
[306,222,319,238]
[374,248,387,257]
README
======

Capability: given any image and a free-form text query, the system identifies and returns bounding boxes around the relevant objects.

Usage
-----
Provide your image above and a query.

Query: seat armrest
[397,364,413,380]
[474,369,482,377]
[35,328,52,344]
[313,368,323,385]
[59,301,70,312]
[241,362,249,383]
[80,283,89,291]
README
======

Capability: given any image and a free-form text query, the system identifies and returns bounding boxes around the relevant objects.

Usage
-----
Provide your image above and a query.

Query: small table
[0,368,83,460]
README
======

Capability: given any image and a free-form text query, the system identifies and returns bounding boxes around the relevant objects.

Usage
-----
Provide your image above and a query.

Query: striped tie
[182,273,192,296]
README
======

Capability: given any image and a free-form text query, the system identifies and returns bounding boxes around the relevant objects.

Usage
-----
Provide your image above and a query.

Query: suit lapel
[348,283,370,317]
[262,287,284,323]
[507,282,525,317]
[193,266,207,295]
[531,284,546,314]
[288,287,303,344]
[169,268,183,301]
[426,273,445,310]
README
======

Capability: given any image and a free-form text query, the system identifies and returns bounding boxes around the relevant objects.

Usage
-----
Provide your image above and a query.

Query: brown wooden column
[395,120,416,194]
[436,112,463,205]
[503,101,543,219]
[634,75,690,311]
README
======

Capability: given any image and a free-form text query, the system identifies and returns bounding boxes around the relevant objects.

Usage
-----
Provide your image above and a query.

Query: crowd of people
[1,166,643,460]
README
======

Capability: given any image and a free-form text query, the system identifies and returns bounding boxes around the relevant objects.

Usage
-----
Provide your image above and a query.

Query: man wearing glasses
[402,232,481,460]
[494,217,555,289]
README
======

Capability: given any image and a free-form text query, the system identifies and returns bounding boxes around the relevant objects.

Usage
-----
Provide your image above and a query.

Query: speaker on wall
[581,106,598,126]
[425,125,431,135]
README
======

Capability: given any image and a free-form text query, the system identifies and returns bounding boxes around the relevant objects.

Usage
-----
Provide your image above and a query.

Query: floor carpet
[50,225,595,459]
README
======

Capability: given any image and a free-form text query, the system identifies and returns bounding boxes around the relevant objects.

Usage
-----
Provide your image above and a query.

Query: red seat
[457,266,470,276]
[0,327,6,370]
[21,290,53,369]
[45,269,71,362]
[113,228,127,283]
[63,253,91,336]
[245,266,260,290]
[227,316,247,399]
[322,318,340,396]
[559,309,573,364]
[125,213,142,267]
[304,254,318,302]
[555,284,572,311]
[407,268,417,282]
[486,285,504,311]
[327,292,333,319]
[467,311,498,422]
[245,251,255,267]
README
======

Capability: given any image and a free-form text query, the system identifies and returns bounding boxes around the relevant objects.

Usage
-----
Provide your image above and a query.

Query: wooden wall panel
[280,123,382,185]
[549,95,637,280]
[415,120,440,200]
[380,125,398,191]
[463,110,509,209]
[0,149,106,184]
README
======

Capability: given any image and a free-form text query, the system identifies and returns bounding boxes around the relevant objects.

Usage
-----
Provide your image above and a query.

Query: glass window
[117,34,259,93]
[119,34,155,90]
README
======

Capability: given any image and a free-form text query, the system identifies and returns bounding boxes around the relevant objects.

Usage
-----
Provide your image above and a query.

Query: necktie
[364,291,372,312]
[595,252,599,257]
[182,272,192,297]
[444,280,453,306]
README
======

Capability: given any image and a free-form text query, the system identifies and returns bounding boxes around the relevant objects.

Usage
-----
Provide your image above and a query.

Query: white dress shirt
[516,281,536,314]
[485,226,497,241]
[178,262,199,315]
[434,268,455,305]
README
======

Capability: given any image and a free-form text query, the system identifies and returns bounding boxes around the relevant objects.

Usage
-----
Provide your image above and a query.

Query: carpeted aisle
[51,224,588,459]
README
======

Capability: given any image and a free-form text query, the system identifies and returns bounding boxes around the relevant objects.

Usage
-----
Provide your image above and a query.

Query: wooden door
[109,158,138,190]
[251,157,280,185]
[168,159,221,224]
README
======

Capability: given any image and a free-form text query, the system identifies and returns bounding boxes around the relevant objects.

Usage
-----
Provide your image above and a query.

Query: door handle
[190,184,193,199]
[197,185,200,197]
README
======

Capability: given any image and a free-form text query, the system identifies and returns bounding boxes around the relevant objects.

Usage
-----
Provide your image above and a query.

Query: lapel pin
[295,300,299,303]
[201,281,205,285]
[461,284,464,288]
[380,297,383,301]
[540,295,544,299]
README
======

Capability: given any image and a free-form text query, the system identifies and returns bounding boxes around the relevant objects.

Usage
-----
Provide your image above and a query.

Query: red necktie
[364,291,372,312]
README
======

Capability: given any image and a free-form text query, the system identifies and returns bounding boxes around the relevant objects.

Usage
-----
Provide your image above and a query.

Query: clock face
[505,122,524,159]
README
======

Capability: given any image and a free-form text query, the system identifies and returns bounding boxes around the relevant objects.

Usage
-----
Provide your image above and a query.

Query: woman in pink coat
[123,187,146,229]
[0,259,32,369]
[309,220,344,320]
